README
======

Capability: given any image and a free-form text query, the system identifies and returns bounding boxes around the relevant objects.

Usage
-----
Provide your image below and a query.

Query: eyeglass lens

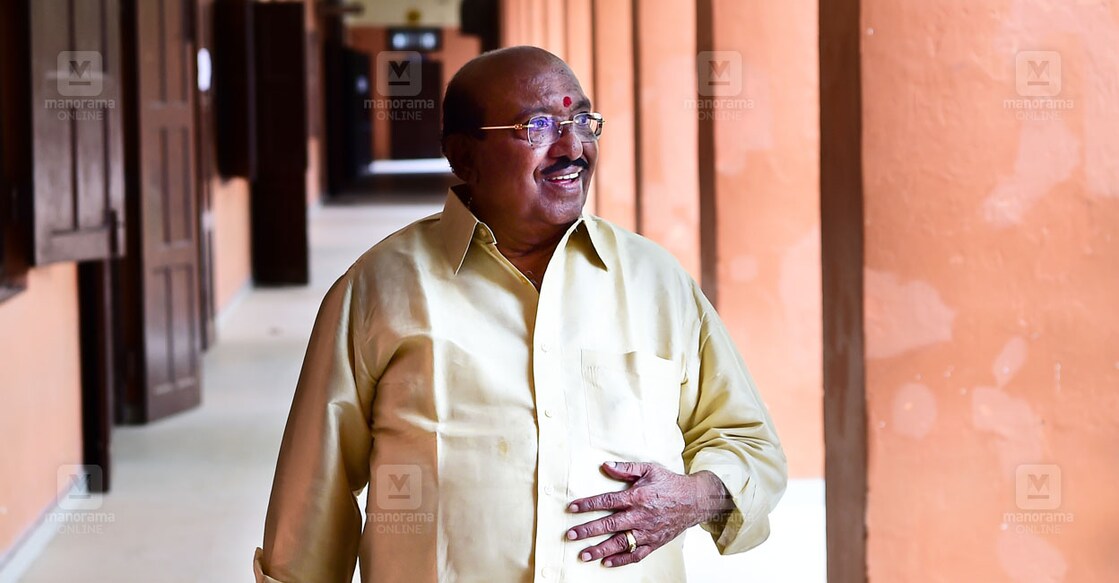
[527,114,602,146]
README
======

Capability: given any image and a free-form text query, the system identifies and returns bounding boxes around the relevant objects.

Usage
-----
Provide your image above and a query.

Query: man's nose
[548,124,583,160]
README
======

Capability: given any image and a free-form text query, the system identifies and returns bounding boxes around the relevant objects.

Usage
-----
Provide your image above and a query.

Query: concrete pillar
[634,0,700,278]
[825,0,1119,579]
[704,0,822,478]
[589,0,636,228]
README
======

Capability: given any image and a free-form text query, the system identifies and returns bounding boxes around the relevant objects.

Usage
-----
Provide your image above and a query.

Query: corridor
[9,193,824,583]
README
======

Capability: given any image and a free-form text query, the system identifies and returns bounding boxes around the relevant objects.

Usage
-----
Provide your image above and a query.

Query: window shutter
[29,0,125,265]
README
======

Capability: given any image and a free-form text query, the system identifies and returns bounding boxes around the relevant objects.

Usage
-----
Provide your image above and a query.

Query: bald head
[441,46,581,150]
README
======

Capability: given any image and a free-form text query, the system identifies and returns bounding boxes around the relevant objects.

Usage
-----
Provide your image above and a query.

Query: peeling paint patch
[982,121,1079,227]
[993,336,1029,387]
[972,387,1044,475]
[891,382,937,438]
[865,270,956,359]
[997,530,1067,583]
[998,0,1119,198]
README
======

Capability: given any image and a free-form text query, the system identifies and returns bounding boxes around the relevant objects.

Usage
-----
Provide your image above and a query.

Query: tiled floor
[13,190,824,582]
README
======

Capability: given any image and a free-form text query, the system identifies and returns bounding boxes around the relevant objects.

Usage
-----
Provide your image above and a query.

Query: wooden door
[119,0,202,423]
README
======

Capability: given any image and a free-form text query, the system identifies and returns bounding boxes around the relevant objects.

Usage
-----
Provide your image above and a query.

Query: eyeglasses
[478,112,605,147]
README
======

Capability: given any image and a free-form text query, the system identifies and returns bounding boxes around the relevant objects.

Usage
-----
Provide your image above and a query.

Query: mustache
[542,157,589,175]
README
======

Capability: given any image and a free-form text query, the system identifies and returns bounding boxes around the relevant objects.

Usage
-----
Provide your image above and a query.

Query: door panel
[29,0,124,264]
[122,0,202,422]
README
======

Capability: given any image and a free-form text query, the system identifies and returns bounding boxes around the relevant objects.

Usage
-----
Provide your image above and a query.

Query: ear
[444,134,477,183]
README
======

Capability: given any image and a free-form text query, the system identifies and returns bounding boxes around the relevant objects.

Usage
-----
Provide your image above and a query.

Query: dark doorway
[249,2,309,286]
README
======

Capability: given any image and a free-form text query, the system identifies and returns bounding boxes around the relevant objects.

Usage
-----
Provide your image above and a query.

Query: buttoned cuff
[254,547,287,583]
[688,449,772,555]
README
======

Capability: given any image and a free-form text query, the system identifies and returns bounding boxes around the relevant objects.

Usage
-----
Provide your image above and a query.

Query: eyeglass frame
[477,112,605,147]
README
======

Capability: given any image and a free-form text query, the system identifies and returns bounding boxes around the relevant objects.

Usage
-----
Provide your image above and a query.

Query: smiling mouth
[545,169,582,183]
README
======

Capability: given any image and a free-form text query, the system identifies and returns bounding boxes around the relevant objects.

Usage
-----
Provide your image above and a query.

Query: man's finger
[601,461,650,481]
[576,532,632,562]
[565,512,633,541]
[568,489,630,513]
[603,544,654,568]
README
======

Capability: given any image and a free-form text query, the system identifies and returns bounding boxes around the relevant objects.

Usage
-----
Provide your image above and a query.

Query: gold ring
[624,530,638,553]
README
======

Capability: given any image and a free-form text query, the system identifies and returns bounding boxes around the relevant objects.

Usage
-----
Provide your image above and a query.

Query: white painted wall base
[0,481,91,583]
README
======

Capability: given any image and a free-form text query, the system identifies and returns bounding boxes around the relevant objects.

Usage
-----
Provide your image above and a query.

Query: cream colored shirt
[254,190,787,583]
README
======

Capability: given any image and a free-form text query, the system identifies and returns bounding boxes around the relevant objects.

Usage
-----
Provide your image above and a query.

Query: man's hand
[565,461,734,567]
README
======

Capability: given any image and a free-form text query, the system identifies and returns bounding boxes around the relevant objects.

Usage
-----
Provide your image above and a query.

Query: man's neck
[491,222,569,290]
[454,185,577,288]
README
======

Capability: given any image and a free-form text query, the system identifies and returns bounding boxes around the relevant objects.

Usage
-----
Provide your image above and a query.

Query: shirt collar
[438,186,609,274]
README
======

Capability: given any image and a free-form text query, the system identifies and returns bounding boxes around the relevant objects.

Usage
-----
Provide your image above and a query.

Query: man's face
[467,66,598,232]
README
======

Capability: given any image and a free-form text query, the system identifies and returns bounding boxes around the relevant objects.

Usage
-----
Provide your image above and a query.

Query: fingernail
[604,461,616,468]
[581,552,592,562]
[566,530,578,540]
[604,559,614,567]
[568,503,579,512]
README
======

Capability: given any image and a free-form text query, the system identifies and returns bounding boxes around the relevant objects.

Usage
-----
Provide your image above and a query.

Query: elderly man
[254,46,786,582]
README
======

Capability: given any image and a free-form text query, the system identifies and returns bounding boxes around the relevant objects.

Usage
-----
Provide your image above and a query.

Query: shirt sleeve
[677,286,789,555]
[254,273,375,583]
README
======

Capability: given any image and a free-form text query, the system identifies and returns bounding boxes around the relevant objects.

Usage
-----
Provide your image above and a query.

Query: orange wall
[709,0,822,478]
[211,176,252,314]
[590,0,637,231]
[862,1,1119,580]
[0,263,83,553]
[634,0,700,278]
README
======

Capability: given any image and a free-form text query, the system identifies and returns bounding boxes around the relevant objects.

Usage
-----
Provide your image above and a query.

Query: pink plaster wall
[710,0,822,478]
[0,263,83,554]
[634,0,701,278]
[211,176,252,314]
[862,1,1119,580]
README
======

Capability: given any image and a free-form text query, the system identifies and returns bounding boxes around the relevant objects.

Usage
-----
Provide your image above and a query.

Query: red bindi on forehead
[563,96,572,107]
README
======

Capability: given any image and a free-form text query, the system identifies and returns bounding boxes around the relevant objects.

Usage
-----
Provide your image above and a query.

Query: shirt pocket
[580,349,682,459]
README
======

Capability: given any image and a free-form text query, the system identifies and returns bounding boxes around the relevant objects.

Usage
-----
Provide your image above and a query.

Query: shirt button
[544,485,555,496]
[541,567,555,579]
[540,343,550,353]
[543,408,555,418]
